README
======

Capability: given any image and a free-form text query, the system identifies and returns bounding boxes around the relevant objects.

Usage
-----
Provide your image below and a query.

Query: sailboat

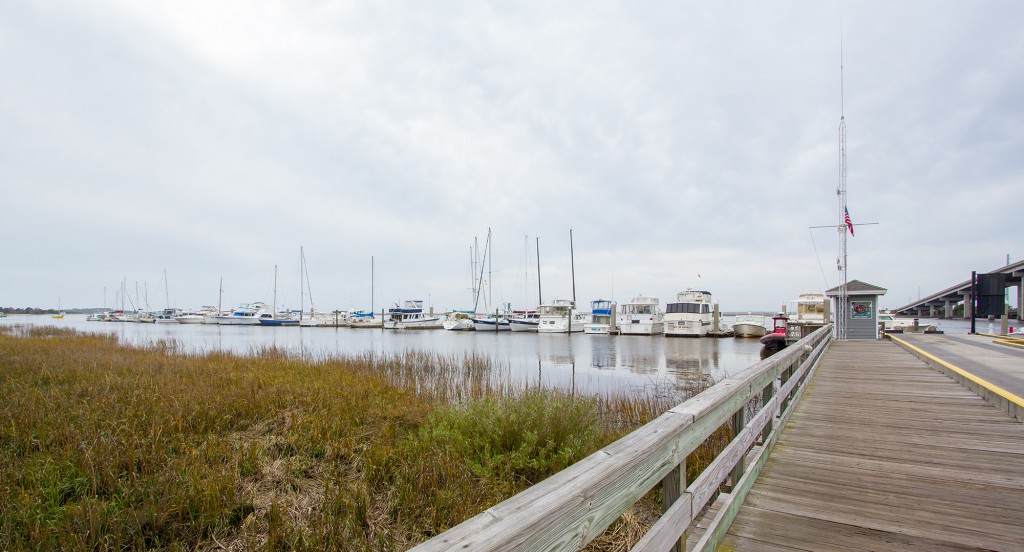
[536,230,586,333]
[51,297,65,319]
[297,247,334,327]
[349,256,382,328]
[510,236,542,332]
[469,229,511,331]
[260,265,299,326]
[444,238,484,331]
[154,269,179,324]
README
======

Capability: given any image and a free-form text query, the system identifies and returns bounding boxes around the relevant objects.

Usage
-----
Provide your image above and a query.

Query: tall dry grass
[0,326,730,550]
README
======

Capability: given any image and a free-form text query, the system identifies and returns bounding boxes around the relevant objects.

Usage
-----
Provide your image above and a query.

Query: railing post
[661,459,687,552]
[729,407,746,491]
[760,380,774,444]
[780,362,793,415]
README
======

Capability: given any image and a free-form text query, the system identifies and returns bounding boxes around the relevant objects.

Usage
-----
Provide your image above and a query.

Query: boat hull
[259,319,299,326]
[385,317,442,330]
[537,316,586,333]
[583,323,610,335]
[509,320,539,332]
[664,319,709,337]
[618,321,664,335]
[733,323,767,338]
[443,318,475,331]
[216,316,261,326]
[471,318,510,332]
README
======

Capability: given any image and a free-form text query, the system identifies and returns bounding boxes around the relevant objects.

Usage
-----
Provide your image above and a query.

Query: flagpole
[837,32,849,340]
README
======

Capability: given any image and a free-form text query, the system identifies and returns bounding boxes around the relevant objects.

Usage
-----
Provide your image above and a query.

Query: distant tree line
[0,307,103,315]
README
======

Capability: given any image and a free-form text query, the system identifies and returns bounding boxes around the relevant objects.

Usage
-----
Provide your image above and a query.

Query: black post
[970,271,977,335]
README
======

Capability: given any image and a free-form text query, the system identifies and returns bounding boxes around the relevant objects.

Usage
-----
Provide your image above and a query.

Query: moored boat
[537,299,586,334]
[733,313,768,338]
[617,295,664,335]
[216,302,268,325]
[759,314,790,353]
[509,310,540,332]
[176,306,218,324]
[348,310,382,328]
[584,299,615,334]
[664,290,713,337]
[384,300,443,330]
[471,313,511,332]
[443,310,476,331]
[154,309,179,324]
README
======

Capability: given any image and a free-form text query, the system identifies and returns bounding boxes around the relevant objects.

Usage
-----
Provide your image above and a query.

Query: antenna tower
[836,38,848,340]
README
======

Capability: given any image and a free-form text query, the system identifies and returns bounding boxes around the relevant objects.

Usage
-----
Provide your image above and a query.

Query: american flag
[844,207,854,236]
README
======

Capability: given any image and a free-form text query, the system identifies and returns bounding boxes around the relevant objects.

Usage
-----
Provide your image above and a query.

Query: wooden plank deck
[716,340,1024,551]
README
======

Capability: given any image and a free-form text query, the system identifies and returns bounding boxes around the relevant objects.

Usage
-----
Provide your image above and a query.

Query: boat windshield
[666,303,709,314]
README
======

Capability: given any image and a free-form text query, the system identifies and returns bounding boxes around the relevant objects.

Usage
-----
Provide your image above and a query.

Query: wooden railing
[411,324,834,551]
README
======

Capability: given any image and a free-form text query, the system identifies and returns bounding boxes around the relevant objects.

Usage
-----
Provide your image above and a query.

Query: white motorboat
[665,290,714,337]
[617,295,664,335]
[443,310,476,331]
[384,300,443,330]
[732,313,768,338]
[216,302,269,325]
[176,306,218,324]
[154,309,179,324]
[537,299,587,334]
[584,299,615,335]
[509,310,540,332]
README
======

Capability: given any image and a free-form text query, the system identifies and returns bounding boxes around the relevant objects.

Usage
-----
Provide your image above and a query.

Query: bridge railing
[410,324,834,552]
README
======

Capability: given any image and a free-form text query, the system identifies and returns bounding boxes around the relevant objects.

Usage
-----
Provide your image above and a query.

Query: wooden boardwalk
[715,339,1024,551]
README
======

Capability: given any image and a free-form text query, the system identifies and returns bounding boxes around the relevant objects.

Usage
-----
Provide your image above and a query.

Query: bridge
[410,327,1024,551]
[894,259,1024,320]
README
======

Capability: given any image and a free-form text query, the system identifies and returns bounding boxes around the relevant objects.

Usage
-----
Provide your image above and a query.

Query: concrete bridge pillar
[944,300,952,319]
[929,305,935,317]
[1018,277,1023,321]
[963,292,972,319]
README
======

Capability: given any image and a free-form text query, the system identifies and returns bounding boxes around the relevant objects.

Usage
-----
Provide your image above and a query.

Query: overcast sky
[2,1,1020,313]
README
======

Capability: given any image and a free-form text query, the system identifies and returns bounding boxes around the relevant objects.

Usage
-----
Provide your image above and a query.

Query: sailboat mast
[488,228,493,312]
[163,268,170,310]
[473,232,490,312]
[569,228,576,304]
[536,237,542,305]
[371,256,375,314]
[218,277,223,314]
[300,247,304,320]
[273,265,278,315]
[524,234,529,308]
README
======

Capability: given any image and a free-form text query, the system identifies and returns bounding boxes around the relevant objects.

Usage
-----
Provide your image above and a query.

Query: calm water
[2,315,766,395]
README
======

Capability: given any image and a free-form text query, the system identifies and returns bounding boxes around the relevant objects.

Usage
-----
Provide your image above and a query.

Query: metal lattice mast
[836,40,848,340]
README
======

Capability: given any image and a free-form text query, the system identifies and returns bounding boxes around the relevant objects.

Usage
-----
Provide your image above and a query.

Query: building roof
[825,279,888,297]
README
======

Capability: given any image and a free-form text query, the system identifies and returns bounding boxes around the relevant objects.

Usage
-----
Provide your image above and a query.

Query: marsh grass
[0,326,730,550]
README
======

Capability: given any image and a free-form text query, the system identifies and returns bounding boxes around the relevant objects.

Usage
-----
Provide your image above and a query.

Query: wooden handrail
[410,325,834,551]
